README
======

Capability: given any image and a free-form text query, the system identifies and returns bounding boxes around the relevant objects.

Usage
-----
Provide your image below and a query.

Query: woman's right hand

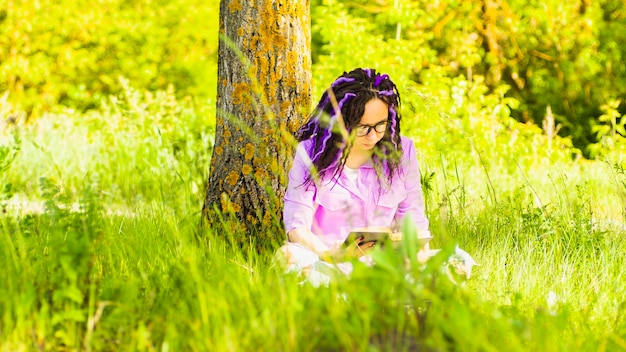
[288,227,336,257]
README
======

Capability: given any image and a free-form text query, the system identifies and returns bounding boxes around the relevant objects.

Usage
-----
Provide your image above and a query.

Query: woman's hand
[353,239,377,257]
[288,228,377,262]
[324,238,376,262]
[288,228,333,257]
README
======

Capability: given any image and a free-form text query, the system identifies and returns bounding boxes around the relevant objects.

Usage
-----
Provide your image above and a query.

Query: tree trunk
[203,0,311,244]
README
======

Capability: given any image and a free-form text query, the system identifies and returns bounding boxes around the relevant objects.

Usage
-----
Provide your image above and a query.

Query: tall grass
[1,84,626,351]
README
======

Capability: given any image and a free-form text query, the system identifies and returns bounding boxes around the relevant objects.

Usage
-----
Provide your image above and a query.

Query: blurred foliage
[0,79,214,215]
[0,0,625,161]
[310,0,626,158]
[0,0,218,116]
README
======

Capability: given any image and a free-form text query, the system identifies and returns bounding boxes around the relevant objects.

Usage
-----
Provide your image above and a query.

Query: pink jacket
[283,136,429,247]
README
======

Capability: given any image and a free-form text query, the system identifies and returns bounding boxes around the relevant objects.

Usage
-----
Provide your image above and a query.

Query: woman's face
[352,98,388,152]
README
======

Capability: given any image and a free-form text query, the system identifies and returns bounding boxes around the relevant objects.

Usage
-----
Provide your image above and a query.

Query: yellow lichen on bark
[215,146,223,155]
[252,154,268,167]
[248,1,289,111]
[259,1,288,49]
[248,34,259,52]
[243,143,255,160]
[254,167,268,179]
[262,211,273,227]
[284,50,299,87]
[287,114,302,133]
[242,164,253,175]
[226,170,239,186]
[232,82,250,105]
[247,214,259,225]
[268,158,281,174]
[221,193,242,213]
[227,0,242,12]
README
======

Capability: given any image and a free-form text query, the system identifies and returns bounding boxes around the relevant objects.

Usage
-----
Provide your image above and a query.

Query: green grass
[1,88,626,351]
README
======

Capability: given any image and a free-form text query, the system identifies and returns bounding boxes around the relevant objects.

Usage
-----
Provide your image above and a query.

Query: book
[343,226,433,248]
[343,226,393,247]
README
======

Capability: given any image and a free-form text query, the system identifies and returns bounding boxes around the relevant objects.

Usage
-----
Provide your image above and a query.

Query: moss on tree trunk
[204,0,311,247]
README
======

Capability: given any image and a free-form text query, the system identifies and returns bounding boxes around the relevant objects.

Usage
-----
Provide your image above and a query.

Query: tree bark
[203,0,311,244]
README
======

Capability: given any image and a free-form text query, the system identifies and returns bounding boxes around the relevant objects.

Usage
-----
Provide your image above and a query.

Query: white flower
[445,246,479,284]
[547,290,558,309]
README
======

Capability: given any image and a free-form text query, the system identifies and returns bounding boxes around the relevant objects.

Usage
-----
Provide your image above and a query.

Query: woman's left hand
[345,238,377,259]
[321,238,375,262]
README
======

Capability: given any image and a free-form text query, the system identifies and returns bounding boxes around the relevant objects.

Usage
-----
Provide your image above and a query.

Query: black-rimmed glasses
[354,121,388,137]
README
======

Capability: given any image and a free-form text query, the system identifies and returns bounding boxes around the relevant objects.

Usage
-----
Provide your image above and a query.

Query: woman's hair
[296,68,403,188]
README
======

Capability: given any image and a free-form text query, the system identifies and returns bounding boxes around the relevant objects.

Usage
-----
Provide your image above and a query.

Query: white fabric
[277,242,369,287]
[343,166,358,184]
[276,242,478,287]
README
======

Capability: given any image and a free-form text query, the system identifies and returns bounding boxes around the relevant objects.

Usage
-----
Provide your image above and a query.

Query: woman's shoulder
[295,138,315,153]
[399,135,413,144]
[292,139,316,166]
[399,135,416,151]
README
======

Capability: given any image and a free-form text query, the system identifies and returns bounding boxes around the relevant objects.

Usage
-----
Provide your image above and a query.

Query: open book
[343,226,433,248]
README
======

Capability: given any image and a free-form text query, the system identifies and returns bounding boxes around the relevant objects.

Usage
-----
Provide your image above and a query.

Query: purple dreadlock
[296,68,403,188]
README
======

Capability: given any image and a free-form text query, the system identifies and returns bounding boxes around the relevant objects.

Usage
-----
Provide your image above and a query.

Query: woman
[281,68,430,276]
